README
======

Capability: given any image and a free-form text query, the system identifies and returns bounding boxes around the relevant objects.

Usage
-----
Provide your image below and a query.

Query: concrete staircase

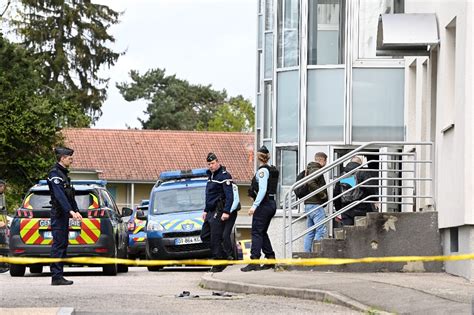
[292,211,443,272]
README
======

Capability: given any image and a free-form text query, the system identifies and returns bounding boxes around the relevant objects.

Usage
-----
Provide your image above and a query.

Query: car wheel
[147,266,163,272]
[10,264,26,277]
[117,264,128,273]
[30,265,43,274]
[103,245,118,276]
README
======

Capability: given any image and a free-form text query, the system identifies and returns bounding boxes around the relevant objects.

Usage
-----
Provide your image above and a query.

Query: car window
[153,186,205,214]
[101,190,120,215]
[22,191,98,210]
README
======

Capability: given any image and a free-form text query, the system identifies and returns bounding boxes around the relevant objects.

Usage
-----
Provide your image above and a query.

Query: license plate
[43,231,78,239]
[175,236,202,245]
[38,219,81,228]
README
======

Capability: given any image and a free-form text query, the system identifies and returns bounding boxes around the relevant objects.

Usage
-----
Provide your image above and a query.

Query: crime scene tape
[1,254,474,266]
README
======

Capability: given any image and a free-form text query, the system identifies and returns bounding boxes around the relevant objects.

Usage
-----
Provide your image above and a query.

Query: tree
[117,68,255,131]
[204,96,255,132]
[8,0,122,122]
[0,35,83,211]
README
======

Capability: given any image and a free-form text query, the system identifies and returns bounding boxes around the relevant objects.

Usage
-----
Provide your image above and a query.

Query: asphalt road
[0,266,359,314]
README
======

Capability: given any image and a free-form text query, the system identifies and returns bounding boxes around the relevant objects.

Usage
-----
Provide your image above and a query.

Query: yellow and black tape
[1,254,474,266]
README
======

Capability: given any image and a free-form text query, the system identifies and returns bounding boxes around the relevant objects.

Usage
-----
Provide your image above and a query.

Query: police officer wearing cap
[47,147,82,285]
[241,145,279,272]
[200,152,234,273]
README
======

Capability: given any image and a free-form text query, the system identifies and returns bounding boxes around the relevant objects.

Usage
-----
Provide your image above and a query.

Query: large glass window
[308,0,345,65]
[264,33,273,79]
[352,68,404,141]
[263,82,273,138]
[265,0,274,31]
[258,15,263,49]
[256,93,263,129]
[278,147,298,186]
[358,0,404,59]
[276,71,299,143]
[263,140,273,164]
[277,0,300,68]
[307,69,344,141]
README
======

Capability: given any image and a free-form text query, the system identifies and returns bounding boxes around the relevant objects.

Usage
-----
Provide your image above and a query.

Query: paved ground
[201,265,474,314]
[0,266,358,314]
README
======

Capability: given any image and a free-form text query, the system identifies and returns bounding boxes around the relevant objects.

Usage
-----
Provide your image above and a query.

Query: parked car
[238,239,251,260]
[8,180,132,277]
[145,169,238,271]
[127,200,149,260]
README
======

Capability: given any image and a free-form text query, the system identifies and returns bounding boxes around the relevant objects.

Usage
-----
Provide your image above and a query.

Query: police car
[146,168,238,271]
[126,200,149,259]
[8,180,132,277]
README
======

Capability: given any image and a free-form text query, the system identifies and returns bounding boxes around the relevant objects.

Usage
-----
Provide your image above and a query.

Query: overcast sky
[94,0,257,129]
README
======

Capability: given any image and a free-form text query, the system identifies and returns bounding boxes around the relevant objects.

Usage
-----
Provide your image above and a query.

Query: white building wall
[406,0,473,228]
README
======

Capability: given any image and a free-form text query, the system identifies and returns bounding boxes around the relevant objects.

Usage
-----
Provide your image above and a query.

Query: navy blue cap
[54,147,74,157]
[0,179,5,185]
[207,152,217,162]
[257,145,269,154]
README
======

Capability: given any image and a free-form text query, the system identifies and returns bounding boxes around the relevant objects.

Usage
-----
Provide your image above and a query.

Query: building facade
[255,0,473,279]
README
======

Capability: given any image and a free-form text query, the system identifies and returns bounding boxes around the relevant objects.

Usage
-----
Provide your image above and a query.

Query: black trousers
[250,199,276,259]
[51,226,68,280]
[200,211,237,259]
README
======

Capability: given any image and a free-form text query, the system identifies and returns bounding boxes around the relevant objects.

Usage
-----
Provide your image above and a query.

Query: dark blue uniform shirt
[205,165,234,214]
[47,163,78,224]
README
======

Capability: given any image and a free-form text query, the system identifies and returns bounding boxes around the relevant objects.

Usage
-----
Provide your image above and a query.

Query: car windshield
[152,186,205,214]
[23,191,99,210]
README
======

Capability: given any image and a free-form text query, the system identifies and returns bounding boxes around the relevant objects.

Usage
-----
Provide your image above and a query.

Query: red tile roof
[62,128,255,183]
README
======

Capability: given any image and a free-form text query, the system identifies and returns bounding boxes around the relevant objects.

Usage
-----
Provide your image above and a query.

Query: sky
[94,0,257,129]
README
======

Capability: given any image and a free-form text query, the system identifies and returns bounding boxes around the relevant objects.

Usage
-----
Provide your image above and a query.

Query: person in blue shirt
[241,145,279,272]
[47,147,82,285]
[200,152,234,273]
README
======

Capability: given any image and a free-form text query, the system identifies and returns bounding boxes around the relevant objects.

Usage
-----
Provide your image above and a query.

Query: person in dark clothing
[241,145,279,272]
[47,147,82,285]
[200,152,234,273]
[333,157,378,225]
[303,152,329,252]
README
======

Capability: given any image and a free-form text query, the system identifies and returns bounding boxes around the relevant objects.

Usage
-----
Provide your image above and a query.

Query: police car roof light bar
[159,168,208,181]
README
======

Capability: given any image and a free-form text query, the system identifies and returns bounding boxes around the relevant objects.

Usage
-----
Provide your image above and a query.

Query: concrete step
[354,216,367,227]
[292,252,318,259]
[333,228,345,240]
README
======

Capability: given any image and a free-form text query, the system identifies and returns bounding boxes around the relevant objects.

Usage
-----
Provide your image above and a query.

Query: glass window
[256,93,262,129]
[277,0,300,68]
[263,82,273,138]
[278,147,298,186]
[358,0,404,59]
[264,33,273,79]
[258,15,263,49]
[276,71,299,143]
[352,68,404,141]
[265,0,274,31]
[308,0,345,65]
[257,51,263,93]
[307,69,344,141]
[152,187,206,215]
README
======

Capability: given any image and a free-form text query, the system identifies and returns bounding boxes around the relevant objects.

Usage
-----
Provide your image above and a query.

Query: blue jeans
[304,204,327,252]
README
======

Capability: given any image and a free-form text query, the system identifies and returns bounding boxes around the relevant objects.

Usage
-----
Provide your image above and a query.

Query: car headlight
[147,221,164,232]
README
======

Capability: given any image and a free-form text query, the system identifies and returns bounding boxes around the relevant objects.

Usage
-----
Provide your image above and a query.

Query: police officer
[200,153,234,273]
[241,145,279,272]
[47,147,82,285]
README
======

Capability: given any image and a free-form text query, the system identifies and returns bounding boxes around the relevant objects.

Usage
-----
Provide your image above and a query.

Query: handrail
[282,141,434,258]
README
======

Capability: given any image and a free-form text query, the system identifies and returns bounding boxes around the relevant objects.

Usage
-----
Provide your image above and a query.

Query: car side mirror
[136,210,147,220]
[121,207,133,217]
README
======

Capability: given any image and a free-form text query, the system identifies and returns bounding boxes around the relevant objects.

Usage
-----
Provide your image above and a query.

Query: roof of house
[62,128,255,183]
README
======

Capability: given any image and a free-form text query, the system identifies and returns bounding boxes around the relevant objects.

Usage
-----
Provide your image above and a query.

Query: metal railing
[282,142,435,258]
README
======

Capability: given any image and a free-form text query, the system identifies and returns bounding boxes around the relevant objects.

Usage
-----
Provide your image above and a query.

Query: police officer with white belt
[242,145,279,272]
[47,147,82,285]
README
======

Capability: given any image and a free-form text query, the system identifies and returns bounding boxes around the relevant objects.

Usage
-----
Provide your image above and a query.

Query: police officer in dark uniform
[242,145,279,272]
[47,147,82,285]
[200,153,234,273]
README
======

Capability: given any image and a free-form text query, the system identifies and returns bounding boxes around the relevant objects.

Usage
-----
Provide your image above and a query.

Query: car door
[101,190,127,253]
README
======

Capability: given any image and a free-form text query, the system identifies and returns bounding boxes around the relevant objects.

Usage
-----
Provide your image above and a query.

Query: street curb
[200,274,388,314]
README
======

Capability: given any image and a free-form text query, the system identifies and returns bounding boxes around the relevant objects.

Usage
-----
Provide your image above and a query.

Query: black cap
[54,147,74,157]
[207,152,217,162]
[257,145,269,154]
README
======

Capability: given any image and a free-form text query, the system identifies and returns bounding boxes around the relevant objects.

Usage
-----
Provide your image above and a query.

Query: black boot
[52,277,73,285]
[240,264,261,272]
[209,265,227,273]
[261,256,275,270]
